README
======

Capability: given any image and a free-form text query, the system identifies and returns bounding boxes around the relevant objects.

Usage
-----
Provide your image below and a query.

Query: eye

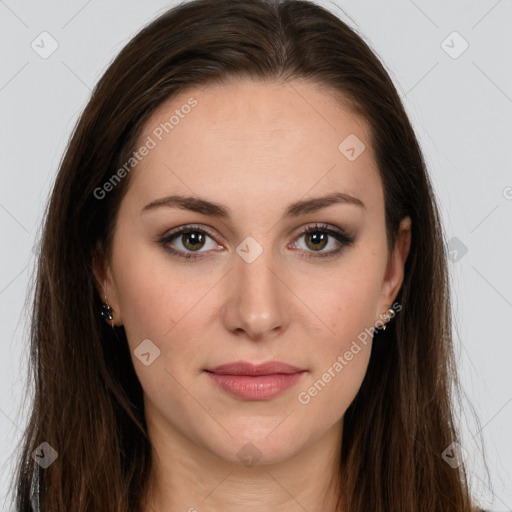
[158,222,355,261]
[158,224,222,260]
[290,223,355,259]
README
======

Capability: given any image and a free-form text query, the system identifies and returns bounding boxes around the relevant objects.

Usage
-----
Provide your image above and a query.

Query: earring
[100,281,115,328]
[381,308,395,331]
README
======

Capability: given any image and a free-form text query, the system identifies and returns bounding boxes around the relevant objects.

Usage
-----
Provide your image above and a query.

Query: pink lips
[204,361,307,400]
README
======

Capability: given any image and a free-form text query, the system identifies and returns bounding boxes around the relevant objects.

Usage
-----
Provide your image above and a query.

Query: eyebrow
[141,192,365,218]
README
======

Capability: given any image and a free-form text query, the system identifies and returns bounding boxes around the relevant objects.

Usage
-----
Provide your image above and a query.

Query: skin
[93,77,411,512]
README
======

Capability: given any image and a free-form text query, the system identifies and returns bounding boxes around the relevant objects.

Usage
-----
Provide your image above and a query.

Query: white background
[0,0,511,510]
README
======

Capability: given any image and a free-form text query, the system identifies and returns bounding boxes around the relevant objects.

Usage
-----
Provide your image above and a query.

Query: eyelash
[157,222,355,261]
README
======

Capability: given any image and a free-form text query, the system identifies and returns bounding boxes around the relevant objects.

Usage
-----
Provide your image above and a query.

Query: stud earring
[100,281,115,328]
[382,308,395,331]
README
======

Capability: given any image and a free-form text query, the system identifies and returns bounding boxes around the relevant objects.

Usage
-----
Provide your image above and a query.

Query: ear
[375,216,411,321]
[92,240,123,326]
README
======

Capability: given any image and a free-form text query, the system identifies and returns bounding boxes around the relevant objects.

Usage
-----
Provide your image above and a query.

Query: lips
[204,360,307,400]
[206,360,305,376]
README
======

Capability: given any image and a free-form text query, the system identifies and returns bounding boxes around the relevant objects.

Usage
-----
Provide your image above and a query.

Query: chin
[202,420,310,467]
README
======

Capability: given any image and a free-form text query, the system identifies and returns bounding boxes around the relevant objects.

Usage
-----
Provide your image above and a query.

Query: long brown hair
[8,0,484,510]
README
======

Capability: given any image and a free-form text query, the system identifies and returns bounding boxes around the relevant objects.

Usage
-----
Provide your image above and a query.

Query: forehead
[124,77,382,217]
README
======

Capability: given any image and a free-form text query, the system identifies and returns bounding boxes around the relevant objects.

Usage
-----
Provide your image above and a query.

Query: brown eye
[180,231,206,251]
[159,225,222,260]
[303,231,329,251]
[293,223,355,259]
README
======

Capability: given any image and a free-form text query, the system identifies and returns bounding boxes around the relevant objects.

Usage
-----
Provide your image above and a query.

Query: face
[94,78,411,466]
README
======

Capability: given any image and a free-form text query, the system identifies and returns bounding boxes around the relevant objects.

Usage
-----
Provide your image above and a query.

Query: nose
[221,244,290,341]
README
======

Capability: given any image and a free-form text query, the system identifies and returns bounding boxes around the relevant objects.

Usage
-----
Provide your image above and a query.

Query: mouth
[204,360,307,400]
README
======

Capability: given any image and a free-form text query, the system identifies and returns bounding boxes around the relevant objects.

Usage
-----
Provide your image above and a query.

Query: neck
[142,411,344,512]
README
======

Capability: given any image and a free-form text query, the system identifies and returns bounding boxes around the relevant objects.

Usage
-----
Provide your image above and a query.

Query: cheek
[305,257,383,345]
[111,242,217,376]
[113,256,170,347]
[294,258,383,415]
[296,300,374,424]
[111,231,198,336]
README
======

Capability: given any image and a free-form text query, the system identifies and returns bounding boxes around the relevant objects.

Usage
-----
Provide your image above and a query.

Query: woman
[8,0,487,510]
